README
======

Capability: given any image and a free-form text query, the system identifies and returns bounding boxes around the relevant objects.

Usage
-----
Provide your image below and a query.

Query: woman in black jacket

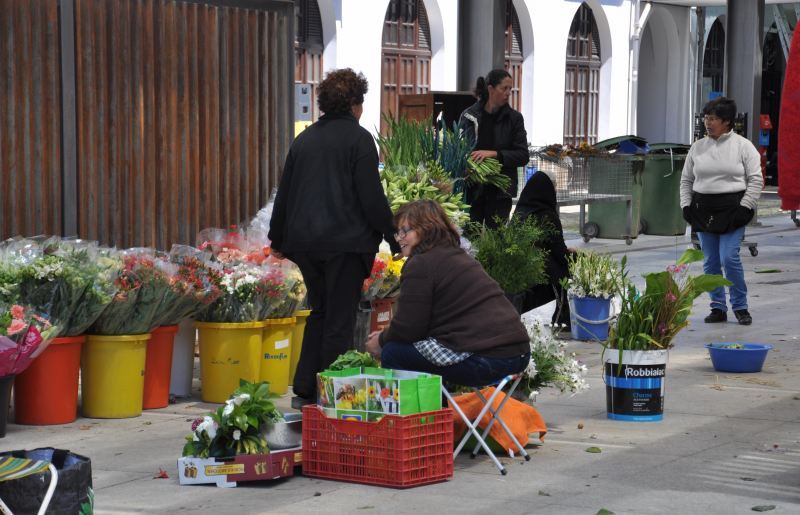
[513,169,572,329]
[269,68,399,407]
[459,69,529,229]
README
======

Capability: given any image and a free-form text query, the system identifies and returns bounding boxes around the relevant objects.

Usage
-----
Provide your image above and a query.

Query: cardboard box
[177,447,302,488]
[316,367,441,421]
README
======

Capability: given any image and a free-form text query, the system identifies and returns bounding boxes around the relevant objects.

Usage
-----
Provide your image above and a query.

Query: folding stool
[442,373,531,475]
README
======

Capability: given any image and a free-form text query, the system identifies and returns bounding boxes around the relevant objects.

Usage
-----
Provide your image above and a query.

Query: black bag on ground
[0,448,93,515]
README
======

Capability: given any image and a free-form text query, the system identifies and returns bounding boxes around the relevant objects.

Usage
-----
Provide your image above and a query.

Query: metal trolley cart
[532,150,636,244]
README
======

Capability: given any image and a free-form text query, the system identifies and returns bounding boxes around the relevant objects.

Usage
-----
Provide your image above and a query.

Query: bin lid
[593,135,650,154]
[649,143,690,155]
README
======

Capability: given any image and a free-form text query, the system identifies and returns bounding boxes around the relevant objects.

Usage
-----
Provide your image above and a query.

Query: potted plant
[469,217,550,314]
[561,251,626,340]
[604,249,731,422]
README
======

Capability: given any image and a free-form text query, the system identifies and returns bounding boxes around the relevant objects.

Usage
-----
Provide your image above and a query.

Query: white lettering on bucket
[624,366,665,378]
[275,339,289,349]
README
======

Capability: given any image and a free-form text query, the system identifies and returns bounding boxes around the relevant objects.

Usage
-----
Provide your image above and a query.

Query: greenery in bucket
[470,217,550,295]
[718,343,744,349]
[561,251,627,299]
[607,249,731,352]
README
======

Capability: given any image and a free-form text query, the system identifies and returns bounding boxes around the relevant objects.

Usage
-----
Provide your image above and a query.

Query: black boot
[704,308,727,323]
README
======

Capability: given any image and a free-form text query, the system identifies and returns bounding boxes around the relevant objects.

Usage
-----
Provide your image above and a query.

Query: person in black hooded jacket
[459,69,529,229]
[513,169,572,329]
[268,68,400,407]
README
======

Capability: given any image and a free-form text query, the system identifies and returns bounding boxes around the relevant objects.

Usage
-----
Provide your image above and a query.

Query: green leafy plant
[182,380,283,458]
[470,217,550,294]
[606,249,732,353]
[329,349,379,371]
[376,115,435,169]
[380,164,469,226]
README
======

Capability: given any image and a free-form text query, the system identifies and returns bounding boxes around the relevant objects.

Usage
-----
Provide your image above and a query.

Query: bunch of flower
[197,262,269,323]
[562,251,627,300]
[182,381,284,458]
[608,249,731,351]
[0,303,60,376]
[150,247,224,327]
[90,249,170,335]
[519,318,589,400]
[0,238,106,337]
[266,262,306,318]
[376,252,404,299]
[258,265,290,319]
[361,255,388,302]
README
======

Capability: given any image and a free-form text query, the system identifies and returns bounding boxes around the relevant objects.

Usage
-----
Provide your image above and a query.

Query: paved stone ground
[1,208,798,515]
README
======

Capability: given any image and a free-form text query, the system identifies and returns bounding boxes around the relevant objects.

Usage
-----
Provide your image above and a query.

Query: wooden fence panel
[0,0,62,240]
[72,0,293,249]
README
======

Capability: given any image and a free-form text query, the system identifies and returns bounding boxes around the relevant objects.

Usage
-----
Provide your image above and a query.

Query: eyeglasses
[394,226,414,239]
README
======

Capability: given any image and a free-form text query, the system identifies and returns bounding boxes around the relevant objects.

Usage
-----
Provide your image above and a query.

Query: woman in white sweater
[680,97,763,325]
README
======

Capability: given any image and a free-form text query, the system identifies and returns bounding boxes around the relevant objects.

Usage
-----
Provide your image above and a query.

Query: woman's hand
[366,330,383,360]
[470,150,497,164]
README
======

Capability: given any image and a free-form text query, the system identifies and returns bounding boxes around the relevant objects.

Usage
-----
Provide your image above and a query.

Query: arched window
[703,19,725,96]
[504,0,523,111]
[295,0,323,121]
[381,0,432,133]
[563,3,601,146]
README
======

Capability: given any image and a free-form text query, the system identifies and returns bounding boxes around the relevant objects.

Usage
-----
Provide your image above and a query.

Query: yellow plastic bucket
[196,321,264,403]
[260,317,295,395]
[81,334,150,418]
[290,310,311,385]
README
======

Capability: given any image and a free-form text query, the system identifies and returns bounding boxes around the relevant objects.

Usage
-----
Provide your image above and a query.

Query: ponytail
[474,69,511,105]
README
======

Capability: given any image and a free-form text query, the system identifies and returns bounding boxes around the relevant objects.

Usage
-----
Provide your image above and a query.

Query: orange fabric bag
[450,387,547,452]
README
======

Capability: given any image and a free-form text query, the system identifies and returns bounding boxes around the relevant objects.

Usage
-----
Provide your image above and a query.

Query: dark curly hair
[317,68,369,116]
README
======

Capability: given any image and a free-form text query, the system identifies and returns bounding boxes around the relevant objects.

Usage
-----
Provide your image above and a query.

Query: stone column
[458,0,505,91]
[726,0,764,140]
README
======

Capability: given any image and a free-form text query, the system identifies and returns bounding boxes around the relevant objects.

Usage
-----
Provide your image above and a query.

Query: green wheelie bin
[586,136,647,244]
[639,143,691,235]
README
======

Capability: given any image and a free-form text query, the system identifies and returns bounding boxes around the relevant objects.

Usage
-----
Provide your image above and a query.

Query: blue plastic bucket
[605,349,667,422]
[705,343,772,373]
[570,296,612,341]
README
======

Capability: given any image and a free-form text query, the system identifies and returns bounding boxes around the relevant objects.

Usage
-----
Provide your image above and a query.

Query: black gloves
[682,206,692,224]
[733,205,755,228]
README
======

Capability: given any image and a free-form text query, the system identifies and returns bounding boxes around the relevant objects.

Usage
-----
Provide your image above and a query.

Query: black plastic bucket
[0,375,13,438]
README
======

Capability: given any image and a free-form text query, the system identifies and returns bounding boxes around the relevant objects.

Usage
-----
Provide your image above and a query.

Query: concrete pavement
[1,211,798,514]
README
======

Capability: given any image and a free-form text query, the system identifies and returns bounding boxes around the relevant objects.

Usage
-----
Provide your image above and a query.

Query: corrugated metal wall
[0,0,294,250]
[0,0,63,238]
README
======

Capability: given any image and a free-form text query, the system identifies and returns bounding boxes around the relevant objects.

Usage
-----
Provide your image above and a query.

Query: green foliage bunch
[470,217,550,294]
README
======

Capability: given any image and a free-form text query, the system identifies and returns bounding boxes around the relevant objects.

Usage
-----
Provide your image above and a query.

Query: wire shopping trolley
[532,150,637,244]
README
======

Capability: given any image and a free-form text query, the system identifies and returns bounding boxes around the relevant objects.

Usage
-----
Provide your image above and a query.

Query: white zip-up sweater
[679,131,763,210]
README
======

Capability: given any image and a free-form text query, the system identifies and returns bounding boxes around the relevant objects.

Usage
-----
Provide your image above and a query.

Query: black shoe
[704,309,727,323]
[734,309,752,326]
[291,396,314,410]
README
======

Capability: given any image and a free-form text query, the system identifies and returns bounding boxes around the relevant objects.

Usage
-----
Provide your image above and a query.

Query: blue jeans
[697,226,747,311]
[381,341,530,387]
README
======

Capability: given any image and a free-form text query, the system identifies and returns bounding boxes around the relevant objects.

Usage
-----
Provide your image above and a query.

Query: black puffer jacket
[268,113,400,254]
[458,101,528,197]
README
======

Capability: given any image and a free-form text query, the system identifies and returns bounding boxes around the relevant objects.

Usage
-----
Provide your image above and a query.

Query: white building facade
[296,1,794,148]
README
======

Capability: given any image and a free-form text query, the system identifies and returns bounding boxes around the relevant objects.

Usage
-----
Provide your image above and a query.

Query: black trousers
[288,251,373,399]
[523,281,571,326]
[467,189,512,230]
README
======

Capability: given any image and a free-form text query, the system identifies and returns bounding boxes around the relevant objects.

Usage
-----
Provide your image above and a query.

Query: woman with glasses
[365,200,530,386]
[680,97,763,325]
[269,68,400,408]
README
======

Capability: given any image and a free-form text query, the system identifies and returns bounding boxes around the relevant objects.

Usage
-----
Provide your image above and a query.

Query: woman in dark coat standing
[459,69,529,229]
[513,169,572,329]
[269,68,400,407]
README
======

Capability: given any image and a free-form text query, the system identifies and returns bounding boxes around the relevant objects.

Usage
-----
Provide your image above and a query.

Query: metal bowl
[262,413,302,450]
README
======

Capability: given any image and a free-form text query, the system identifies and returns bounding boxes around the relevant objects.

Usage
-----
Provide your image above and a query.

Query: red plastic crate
[302,405,454,488]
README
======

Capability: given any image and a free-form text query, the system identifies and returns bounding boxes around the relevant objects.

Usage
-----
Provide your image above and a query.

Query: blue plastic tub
[705,343,772,373]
